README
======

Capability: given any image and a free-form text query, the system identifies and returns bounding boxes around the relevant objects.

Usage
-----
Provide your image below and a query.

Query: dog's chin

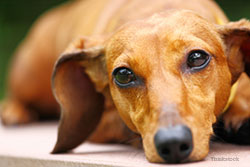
[145,152,208,164]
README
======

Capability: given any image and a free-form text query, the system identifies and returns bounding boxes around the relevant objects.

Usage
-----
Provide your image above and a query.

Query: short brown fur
[1,0,250,163]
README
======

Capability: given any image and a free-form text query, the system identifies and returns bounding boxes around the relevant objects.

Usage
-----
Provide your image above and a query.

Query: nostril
[161,147,170,155]
[180,143,189,152]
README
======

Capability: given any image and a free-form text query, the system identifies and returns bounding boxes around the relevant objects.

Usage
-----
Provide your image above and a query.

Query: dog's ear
[218,19,250,84]
[51,37,108,153]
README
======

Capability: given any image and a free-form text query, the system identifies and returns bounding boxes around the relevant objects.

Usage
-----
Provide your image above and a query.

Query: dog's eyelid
[112,65,131,73]
[187,49,210,56]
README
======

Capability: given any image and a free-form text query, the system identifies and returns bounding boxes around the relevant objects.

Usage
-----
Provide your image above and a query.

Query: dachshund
[1,0,250,163]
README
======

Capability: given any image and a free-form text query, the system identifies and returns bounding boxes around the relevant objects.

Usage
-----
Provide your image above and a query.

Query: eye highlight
[187,50,211,70]
[113,67,136,87]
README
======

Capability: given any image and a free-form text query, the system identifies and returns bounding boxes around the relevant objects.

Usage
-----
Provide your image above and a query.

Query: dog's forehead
[107,10,220,51]
[106,10,223,69]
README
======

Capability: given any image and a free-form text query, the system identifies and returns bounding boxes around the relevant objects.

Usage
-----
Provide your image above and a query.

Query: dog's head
[51,10,250,163]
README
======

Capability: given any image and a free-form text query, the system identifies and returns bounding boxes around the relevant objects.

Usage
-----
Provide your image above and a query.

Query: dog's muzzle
[154,125,193,163]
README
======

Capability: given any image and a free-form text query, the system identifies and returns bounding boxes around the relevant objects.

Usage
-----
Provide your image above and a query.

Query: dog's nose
[154,125,193,163]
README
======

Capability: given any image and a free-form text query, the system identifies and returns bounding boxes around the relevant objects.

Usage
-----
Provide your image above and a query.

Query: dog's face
[106,11,232,162]
[52,10,250,163]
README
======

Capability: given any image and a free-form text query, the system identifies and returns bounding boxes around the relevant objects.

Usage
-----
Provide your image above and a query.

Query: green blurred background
[0,0,250,100]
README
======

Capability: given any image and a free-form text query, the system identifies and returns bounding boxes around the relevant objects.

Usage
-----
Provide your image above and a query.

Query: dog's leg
[0,99,38,125]
[0,5,70,125]
[214,73,250,144]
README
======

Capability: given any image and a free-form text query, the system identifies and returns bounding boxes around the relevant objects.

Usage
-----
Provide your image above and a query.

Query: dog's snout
[154,125,193,163]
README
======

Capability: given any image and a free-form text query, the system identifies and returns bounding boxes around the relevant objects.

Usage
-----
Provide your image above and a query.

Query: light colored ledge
[0,122,250,167]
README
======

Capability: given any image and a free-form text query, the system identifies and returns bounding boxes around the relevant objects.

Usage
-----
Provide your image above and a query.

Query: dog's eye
[187,50,210,70]
[113,67,136,86]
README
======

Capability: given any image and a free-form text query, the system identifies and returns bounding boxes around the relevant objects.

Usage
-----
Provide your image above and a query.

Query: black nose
[154,125,193,163]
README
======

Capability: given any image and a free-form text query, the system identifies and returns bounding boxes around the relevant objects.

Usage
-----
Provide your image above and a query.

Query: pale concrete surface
[0,122,250,167]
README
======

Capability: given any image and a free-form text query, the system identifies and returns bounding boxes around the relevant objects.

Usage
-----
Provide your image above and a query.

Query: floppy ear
[218,19,250,83]
[51,37,108,153]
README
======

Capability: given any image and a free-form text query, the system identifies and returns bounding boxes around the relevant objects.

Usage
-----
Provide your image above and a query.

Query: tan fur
[1,0,250,163]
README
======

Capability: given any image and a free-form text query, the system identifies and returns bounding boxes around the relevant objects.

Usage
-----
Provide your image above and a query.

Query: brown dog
[1,0,250,163]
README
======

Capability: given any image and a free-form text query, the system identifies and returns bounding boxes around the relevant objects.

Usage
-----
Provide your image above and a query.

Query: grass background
[0,0,250,99]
